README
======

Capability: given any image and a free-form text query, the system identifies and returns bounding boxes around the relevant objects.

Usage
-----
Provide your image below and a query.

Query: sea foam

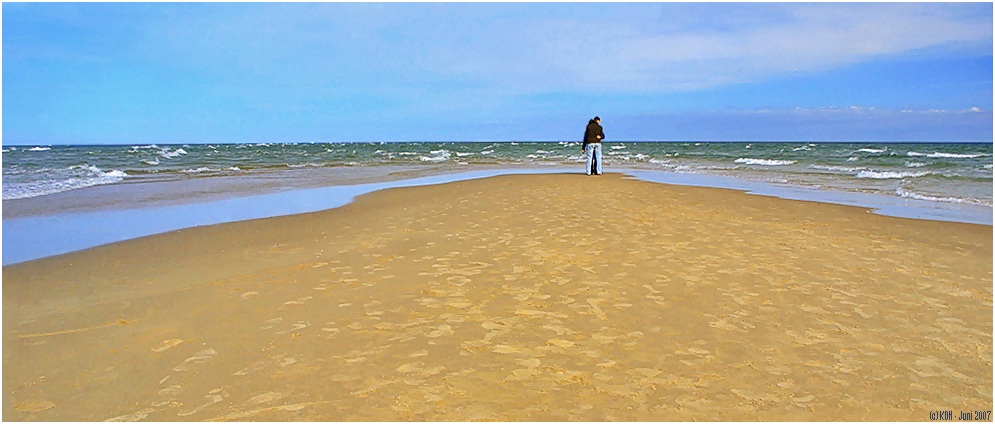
[159,147,188,158]
[895,187,986,205]
[809,164,866,173]
[3,165,128,200]
[420,150,451,162]
[907,152,985,159]
[734,158,796,166]
[856,170,928,179]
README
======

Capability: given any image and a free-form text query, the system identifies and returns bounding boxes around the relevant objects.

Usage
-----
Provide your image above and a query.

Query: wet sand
[1,164,484,219]
[3,173,992,421]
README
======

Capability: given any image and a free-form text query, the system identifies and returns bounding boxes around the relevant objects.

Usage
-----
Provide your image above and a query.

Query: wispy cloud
[498,3,993,93]
[116,3,992,96]
[3,3,990,143]
[615,106,993,142]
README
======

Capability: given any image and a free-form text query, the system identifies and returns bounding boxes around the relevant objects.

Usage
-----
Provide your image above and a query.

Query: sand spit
[3,173,991,421]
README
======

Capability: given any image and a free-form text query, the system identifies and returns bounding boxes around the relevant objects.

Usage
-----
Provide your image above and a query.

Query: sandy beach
[3,173,992,421]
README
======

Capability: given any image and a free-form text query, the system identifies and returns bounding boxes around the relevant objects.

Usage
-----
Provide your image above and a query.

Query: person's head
[594,116,601,123]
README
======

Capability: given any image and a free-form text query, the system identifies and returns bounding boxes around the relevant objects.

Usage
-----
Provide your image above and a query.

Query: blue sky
[3,2,992,144]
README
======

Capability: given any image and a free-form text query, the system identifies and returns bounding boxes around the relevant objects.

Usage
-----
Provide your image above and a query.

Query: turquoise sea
[2,141,992,265]
[3,141,992,206]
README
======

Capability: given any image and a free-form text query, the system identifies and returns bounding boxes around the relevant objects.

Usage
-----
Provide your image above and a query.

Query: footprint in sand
[425,325,454,338]
[506,367,542,381]
[791,394,816,408]
[597,360,617,368]
[481,321,508,330]
[261,317,283,330]
[173,348,218,372]
[151,339,184,353]
[177,388,227,417]
[329,374,362,382]
[396,362,446,377]
[543,323,574,336]
[243,391,289,406]
[482,328,508,343]
[591,333,622,344]
[517,358,541,368]
[157,385,184,397]
[283,296,313,306]
[547,339,576,349]
[13,400,55,413]
[586,298,608,320]
[233,360,268,377]
[491,345,532,355]
[276,321,310,335]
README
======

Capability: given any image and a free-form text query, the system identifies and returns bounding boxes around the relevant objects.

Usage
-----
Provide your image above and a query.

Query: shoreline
[4,173,991,421]
[2,166,992,266]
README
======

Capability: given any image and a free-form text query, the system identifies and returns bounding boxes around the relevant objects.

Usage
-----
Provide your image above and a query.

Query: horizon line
[3,140,993,147]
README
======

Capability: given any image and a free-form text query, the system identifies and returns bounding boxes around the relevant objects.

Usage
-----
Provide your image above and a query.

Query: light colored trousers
[585,143,603,175]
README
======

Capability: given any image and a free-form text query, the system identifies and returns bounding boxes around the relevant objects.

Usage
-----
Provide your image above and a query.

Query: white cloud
[115,4,995,105]
[462,3,993,93]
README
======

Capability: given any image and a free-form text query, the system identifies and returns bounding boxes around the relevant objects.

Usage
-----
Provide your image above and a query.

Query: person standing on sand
[581,116,605,175]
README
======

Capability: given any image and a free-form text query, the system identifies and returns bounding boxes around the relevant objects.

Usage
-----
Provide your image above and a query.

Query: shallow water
[3,167,990,265]
[4,142,991,207]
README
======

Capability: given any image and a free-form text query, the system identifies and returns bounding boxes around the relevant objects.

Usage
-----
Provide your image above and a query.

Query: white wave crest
[420,150,451,162]
[734,158,796,166]
[809,164,866,173]
[28,147,52,152]
[855,170,928,179]
[895,188,988,205]
[857,148,886,153]
[907,151,985,159]
[159,147,188,158]
[3,165,128,200]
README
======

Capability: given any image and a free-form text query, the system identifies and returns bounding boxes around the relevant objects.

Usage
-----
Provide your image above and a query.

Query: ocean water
[3,142,992,207]
[3,143,992,264]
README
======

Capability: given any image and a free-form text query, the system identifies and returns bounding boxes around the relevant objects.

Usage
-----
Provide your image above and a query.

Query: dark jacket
[583,120,605,146]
